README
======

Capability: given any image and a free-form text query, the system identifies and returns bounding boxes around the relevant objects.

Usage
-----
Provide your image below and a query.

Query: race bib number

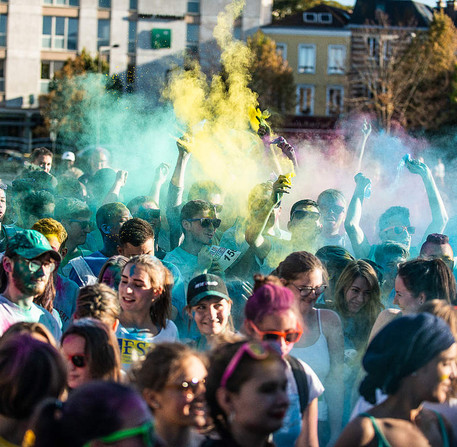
[209,245,241,271]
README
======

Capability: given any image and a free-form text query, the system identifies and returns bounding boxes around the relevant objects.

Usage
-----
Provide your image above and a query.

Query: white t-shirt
[116,320,179,370]
[0,294,62,341]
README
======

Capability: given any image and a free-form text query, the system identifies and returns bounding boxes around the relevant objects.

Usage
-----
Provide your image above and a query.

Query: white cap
[62,151,75,161]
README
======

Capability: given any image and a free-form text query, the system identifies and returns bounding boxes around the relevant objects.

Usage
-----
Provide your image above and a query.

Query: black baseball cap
[187,274,230,307]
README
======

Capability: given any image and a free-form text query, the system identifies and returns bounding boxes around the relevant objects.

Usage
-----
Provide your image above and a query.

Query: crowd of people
[0,131,456,447]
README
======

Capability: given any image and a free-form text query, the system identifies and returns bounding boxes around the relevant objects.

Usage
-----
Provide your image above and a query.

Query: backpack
[286,355,310,414]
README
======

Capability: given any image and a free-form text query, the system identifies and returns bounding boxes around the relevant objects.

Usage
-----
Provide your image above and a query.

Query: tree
[247,31,296,124]
[348,11,457,132]
[38,49,123,146]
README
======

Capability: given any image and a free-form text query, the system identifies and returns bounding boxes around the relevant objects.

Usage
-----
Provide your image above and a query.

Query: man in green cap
[0,229,62,339]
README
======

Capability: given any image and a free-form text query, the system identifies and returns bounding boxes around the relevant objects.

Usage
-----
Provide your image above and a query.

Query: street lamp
[96,44,119,146]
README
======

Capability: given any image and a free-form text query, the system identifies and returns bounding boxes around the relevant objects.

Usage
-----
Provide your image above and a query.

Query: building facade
[262,5,351,131]
[0,0,272,147]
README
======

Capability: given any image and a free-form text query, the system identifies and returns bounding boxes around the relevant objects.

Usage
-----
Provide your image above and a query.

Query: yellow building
[262,5,350,120]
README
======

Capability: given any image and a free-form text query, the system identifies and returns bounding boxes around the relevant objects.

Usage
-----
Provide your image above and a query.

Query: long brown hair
[122,255,173,329]
[334,260,382,325]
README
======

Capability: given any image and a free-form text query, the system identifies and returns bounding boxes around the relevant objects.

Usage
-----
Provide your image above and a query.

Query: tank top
[291,309,331,420]
[359,411,449,447]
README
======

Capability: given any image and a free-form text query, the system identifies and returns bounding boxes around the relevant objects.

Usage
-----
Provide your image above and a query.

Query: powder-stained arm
[245,176,290,260]
[149,163,170,207]
[103,170,127,204]
[405,158,448,242]
[344,173,372,259]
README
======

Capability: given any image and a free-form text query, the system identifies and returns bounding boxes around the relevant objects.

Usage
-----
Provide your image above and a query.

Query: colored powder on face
[440,374,450,381]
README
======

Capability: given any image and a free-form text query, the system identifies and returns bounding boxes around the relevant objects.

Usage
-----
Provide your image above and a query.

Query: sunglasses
[67,354,86,368]
[291,283,327,299]
[166,378,206,396]
[69,219,92,230]
[321,205,345,215]
[138,208,161,220]
[250,321,303,345]
[292,210,320,221]
[83,420,155,447]
[187,218,222,229]
[382,225,415,235]
[23,258,56,274]
[220,341,280,388]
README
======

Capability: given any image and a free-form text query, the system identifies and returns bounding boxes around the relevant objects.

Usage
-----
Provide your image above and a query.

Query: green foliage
[247,31,296,124]
[39,49,124,145]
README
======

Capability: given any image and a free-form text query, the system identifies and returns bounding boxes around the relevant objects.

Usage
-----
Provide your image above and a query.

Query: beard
[12,266,47,297]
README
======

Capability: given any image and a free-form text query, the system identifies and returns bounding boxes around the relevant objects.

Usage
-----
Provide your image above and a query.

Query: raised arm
[149,162,170,207]
[168,139,191,209]
[405,157,448,242]
[245,175,290,260]
[344,173,372,259]
[103,170,127,204]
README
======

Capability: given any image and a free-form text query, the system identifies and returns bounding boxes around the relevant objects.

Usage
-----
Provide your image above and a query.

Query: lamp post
[96,44,119,146]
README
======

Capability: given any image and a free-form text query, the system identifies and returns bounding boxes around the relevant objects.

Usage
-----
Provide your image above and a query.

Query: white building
[0,0,272,145]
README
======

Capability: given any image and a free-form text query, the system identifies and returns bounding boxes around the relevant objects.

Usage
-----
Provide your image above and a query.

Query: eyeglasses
[69,219,92,230]
[67,354,86,368]
[23,258,56,274]
[220,341,280,388]
[291,283,327,298]
[250,321,302,345]
[187,218,222,229]
[83,420,155,447]
[292,210,320,221]
[166,378,206,396]
[382,225,415,235]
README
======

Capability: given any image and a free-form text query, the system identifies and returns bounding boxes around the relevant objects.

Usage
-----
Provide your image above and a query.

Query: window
[327,86,344,116]
[327,45,345,74]
[129,0,137,9]
[367,37,379,59]
[43,0,79,5]
[187,1,200,13]
[319,13,332,23]
[40,60,65,93]
[128,21,137,53]
[276,42,287,60]
[186,24,199,44]
[303,12,317,23]
[99,0,110,7]
[298,44,316,74]
[296,85,314,116]
[0,60,4,92]
[0,15,6,47]
[42,16,78,50]
[98,19,110,49]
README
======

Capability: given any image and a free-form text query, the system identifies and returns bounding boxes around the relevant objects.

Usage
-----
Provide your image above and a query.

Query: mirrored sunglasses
[23,258,56,274]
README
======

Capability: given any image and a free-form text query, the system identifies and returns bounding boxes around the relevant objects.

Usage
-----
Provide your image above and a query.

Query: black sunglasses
[292,210,320,221]
[187,218,221,229]
[67,354,86,368]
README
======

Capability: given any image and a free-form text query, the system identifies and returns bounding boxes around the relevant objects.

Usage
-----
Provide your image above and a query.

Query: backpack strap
[286,355,309,414]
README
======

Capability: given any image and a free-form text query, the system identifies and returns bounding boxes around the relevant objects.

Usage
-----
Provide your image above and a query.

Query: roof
[350,0,434,27]
[263,4,351,29]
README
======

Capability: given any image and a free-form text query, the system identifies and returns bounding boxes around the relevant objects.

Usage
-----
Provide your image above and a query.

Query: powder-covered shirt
[116,320,179,370]
[163,246,200,286]
[54,273,80,331]
[0,294,62,341]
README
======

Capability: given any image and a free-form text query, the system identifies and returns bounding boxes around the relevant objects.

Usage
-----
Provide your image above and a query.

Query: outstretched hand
[405,156,428,177]
[354,172,371,189]
[115,170,128,187]
[155,162,170,183]
[271,137,297,163]
[362,120,372,137]
[271,175,291,205]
